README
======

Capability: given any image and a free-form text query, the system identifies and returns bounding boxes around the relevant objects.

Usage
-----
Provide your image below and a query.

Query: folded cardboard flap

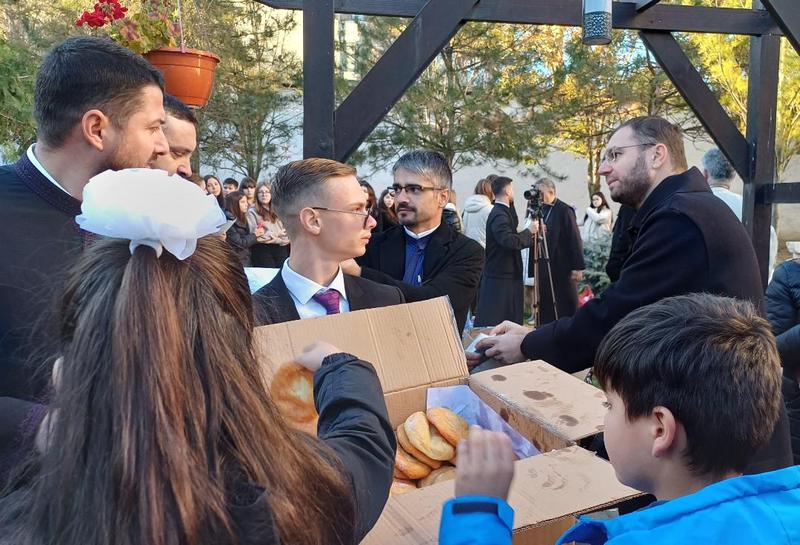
[469,361,608,453]
[253,297,469,426]
[362,446,641,545]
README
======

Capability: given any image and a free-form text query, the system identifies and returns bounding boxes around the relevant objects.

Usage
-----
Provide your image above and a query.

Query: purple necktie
[312,289,341,315]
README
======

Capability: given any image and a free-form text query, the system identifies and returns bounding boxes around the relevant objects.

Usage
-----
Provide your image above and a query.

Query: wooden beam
[256,1,781,36]
[761,0,800,55]
[761,182,800,204]
[743,33,781,287]
[303,0,335,158]
[639,31,749,181]
[635,0,661,12]
[333,0,480,162]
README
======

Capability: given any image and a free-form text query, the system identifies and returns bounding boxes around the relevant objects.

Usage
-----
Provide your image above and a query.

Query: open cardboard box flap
[469,361,608,452]
[362,445,641,545]
[253,297,468,426]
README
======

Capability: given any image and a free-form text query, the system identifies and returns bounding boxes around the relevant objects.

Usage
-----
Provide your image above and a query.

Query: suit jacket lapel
[254,269,301,324]
[379,227,407,280]
[422,223,452,279]
[343,274,367,311]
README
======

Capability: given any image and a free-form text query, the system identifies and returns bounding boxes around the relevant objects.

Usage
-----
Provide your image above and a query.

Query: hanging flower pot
[144,47,220,108]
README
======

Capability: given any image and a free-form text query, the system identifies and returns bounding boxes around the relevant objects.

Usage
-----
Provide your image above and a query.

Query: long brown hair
[255,181,279,223]
[13,237,355,545]
[224,190,247,225]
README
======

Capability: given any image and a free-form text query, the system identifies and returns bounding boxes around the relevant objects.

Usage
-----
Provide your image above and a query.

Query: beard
[103,140,158,171]
[609,154,651,208]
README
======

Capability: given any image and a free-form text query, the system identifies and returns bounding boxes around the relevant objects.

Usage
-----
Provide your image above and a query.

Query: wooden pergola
[258,0,800,288]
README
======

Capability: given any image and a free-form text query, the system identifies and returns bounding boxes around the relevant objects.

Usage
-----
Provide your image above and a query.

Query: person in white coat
[462,178,495,248]
[579,191,613,242]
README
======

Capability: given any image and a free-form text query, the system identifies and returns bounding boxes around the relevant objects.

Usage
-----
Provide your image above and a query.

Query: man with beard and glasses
[470,116,792,475]
[152,95,197,179]
[343,150,484,334]
[0,36,167,486]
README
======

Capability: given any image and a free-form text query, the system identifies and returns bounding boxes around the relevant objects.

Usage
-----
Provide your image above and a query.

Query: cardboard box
[254,297,468,427]
[470,361,608,453]
[254,298,639,544]
[362,445,640,545]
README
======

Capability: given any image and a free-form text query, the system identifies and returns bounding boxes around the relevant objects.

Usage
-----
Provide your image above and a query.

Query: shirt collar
[403,224,439,240]
[281,259,348,305]
[26,144,71,196]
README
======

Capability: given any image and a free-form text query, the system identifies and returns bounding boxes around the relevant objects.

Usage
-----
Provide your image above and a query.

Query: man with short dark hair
[474,177,534,326]
[473,116,791,473]
[343,150,484,334]
[222,177,239,196]
[152,95,197,178]
[0,36,168,484]
[252,158,403,324]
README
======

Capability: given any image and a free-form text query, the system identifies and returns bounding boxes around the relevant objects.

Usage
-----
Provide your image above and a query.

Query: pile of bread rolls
[391,407,470,495]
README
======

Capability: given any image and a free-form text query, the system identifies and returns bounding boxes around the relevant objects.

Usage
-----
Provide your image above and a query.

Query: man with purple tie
[252,158,404,324]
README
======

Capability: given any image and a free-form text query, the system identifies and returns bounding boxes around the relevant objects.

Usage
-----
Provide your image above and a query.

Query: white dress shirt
[403,224,439,239]
[280,259,351,319]
[27,144,70,195]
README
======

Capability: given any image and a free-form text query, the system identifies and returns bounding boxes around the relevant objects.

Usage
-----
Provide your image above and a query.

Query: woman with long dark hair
[247,181,290,268]
[224,190,262,267]
[376,188,398,233]
[579,191,613,242]
[204,174,224,208]
[0,170,394,545]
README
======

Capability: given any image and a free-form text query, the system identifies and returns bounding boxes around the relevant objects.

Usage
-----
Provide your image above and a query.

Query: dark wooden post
[303,0,335,158]
[742,28,781,288]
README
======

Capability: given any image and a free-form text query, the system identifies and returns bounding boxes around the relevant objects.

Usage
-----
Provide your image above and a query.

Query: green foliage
[189,0,300,180]
[581,234,612,295]
[0,38,36,160]
[343,18,562,171]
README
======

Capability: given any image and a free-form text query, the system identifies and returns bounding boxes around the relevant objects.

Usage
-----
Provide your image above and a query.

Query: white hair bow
[76,169,226,260]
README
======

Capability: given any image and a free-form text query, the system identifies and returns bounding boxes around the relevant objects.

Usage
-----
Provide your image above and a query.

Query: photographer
[474,177,535,326]
[525,178,584,325]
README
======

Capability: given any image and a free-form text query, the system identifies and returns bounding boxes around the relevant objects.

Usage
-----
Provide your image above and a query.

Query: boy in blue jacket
[440,293,800,545]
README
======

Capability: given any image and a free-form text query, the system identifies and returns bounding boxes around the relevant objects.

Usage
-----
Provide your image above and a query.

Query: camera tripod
[528,205,558,328]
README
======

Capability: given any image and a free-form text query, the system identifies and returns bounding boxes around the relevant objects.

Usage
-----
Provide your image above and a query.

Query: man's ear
[297,207,322,236]
[438,187,450,209]
[81,109,111,152]
[650,405,678,458]
[651,143,669,171]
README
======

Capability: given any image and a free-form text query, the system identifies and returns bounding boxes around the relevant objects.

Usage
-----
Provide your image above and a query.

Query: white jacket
[580,206,612,242]
[461,194,493,248]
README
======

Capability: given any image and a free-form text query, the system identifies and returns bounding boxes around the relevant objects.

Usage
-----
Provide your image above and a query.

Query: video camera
[524,185,543,217]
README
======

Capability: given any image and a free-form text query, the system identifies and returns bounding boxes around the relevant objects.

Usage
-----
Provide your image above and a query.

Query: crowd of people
[0,35,798,545]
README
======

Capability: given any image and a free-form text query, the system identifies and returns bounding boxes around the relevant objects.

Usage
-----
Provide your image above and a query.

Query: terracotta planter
[143,47,220,108]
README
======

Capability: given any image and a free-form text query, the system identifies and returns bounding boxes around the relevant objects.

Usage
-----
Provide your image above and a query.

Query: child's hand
[454,426,515,500]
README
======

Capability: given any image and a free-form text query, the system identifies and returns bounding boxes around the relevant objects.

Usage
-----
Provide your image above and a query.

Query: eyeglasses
[310,206,374,228]
[601,143,657,164]
[388,184,445,197]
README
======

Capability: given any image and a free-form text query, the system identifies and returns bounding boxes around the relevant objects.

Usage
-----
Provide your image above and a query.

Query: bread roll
[419,465,457,488]
[390,478,417,496]
[393,465,410,479]
[395,445,432,479]
[269,362,318,433]
[426,407,469,447]
[404,411,455,461]
[396,425,442,469]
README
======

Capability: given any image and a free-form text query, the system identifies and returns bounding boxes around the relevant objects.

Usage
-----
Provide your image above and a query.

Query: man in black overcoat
[526,177,585,325]
[472,116,792,475]
[475,177,534,326]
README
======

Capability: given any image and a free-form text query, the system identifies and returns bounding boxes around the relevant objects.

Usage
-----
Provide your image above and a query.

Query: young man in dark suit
[0,36,169,485]
[475,176,535,326]
[342,150,484,334]
[252,158,404,325]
